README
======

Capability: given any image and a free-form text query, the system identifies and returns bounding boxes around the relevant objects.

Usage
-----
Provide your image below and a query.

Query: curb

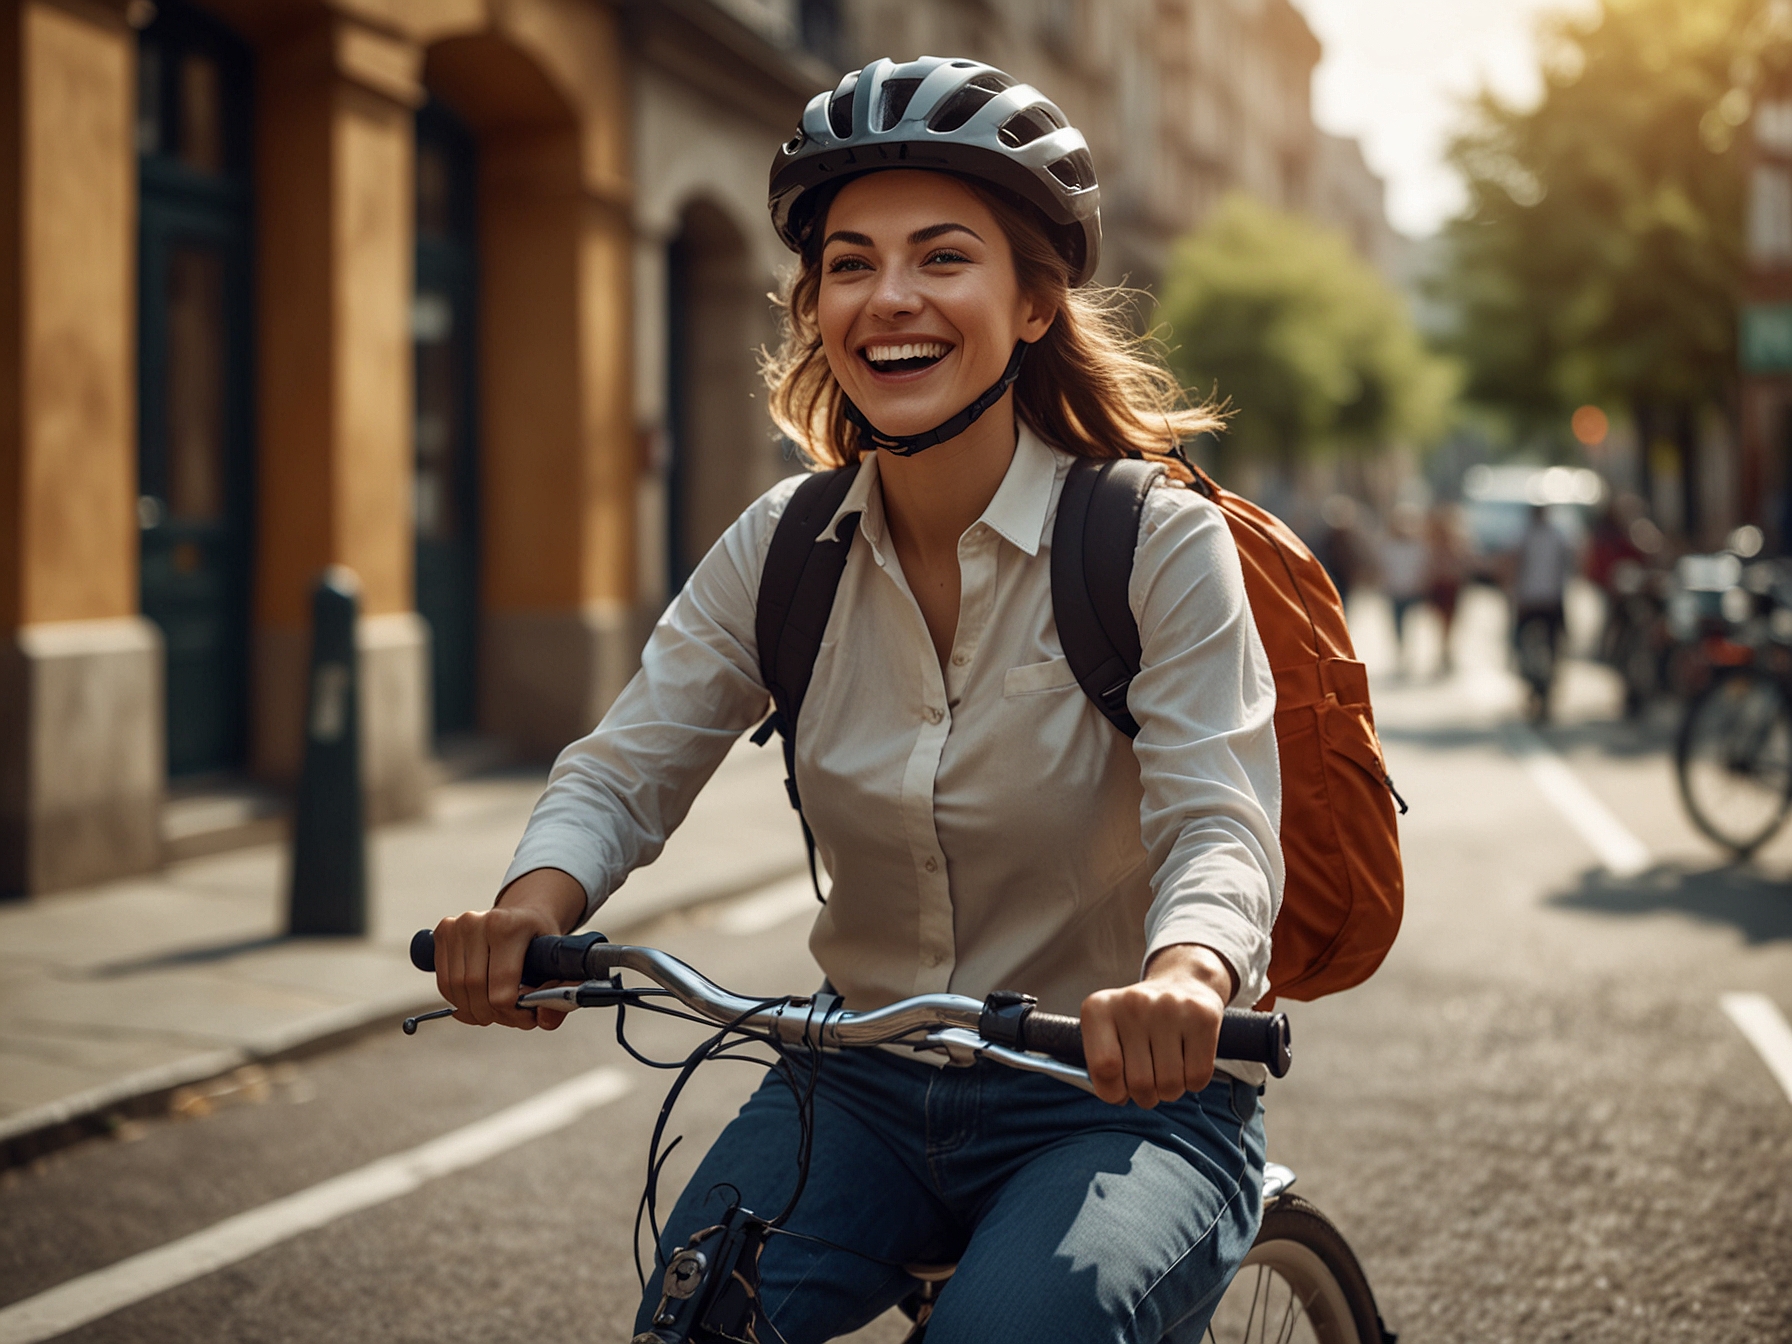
[0,858,810,1172]
[0,990,436,1172]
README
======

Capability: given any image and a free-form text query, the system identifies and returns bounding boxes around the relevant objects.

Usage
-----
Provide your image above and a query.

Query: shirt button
[951,652,969,667]
[924,949,946,967]
[924,857,938,873]
[924,705,944,724]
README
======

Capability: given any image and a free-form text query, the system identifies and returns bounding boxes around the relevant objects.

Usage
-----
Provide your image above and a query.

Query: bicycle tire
[1199,1195,1390,1344]
[1676,667,1792,857]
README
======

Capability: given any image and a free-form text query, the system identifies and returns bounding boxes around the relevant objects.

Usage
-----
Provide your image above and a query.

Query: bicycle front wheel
[1200,1195,1388,1344]
[1677,668,1792,857]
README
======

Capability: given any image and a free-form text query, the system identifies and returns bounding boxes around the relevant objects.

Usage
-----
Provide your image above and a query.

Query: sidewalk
[0,736,808,1166]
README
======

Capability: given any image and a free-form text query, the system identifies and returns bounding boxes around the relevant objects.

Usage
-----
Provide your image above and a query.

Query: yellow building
[0,0,829,896]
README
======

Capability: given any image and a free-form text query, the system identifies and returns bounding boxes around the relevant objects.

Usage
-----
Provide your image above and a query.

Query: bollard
[288,566,367,936]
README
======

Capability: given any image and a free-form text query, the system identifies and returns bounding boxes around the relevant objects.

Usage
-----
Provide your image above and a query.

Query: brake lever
[917,1028,1097,1094]
[402,1007,455,1034]
[403,976,631,1036]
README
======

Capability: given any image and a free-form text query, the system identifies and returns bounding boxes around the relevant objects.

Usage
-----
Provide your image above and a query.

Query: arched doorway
[419,24,640,754]
[135,1,255,777]
[413,99,480,738]
[666,200,765,589]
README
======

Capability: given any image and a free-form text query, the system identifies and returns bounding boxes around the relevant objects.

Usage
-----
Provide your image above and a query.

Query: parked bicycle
[407,930,1396,1344]
[1675,556,1792,858]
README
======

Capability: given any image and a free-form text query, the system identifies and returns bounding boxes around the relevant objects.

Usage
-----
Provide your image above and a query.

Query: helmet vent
[828,71,860,138]
[998,110,1054,149]
[1047,150,1095,191]
[928,75,1010,133]
[877,77,925,131]
[828,94,853,137]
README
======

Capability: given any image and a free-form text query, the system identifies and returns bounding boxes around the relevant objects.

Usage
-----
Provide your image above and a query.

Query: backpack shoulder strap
[756,464,862,727]
[1051,458,1162,739]
[752,463,861,906]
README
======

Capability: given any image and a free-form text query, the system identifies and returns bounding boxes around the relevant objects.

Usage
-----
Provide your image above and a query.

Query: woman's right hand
[432,867,588,1030]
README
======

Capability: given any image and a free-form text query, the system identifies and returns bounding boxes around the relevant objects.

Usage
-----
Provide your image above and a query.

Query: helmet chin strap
[840,341,1031,458]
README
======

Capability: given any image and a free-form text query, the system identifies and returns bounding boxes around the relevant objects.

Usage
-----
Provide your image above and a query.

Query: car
[1460,463,1603,576]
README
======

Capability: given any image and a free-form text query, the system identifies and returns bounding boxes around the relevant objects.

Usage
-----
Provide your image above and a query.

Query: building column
[0,0,162,895]
[250,14,428,823]
[473,9,641,757]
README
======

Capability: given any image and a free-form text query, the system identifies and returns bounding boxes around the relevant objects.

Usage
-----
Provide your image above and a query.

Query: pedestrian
[1317,493,1362,607]
[1424,504,1468,675]
[429,57,1282,1344]
[1511,503,1576,722]
[1379,504,1428,675]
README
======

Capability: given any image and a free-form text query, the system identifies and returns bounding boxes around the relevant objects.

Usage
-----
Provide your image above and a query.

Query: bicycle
[1674,558,1792,858]
[407,930,1397,1344]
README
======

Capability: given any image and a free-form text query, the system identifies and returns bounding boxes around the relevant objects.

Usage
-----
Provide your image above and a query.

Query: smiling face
[816,171,1056,442]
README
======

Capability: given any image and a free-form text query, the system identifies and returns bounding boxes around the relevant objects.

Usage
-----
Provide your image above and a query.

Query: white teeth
[865,341,949,363]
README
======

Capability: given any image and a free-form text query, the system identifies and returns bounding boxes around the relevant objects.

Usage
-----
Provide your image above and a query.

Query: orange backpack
[1050,458,1407,1005]
[756,457,1407,1007]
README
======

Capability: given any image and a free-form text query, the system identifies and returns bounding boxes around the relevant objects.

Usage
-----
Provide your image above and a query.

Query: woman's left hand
[1080,944,1239,1108]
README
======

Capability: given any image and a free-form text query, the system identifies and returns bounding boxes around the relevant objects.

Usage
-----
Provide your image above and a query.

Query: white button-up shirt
[506,428,1284,1027]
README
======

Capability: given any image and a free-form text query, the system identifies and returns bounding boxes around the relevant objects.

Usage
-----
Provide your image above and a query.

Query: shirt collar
[820,448,889,563]
[982,425,1059,557]
[817,424,1063,561]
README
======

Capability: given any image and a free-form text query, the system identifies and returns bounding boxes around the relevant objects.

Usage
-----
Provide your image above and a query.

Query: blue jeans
[635,1048,1266,1343]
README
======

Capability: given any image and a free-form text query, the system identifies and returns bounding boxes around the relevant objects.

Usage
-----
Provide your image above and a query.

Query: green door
[136,4,254,777]
[413,100,480,738]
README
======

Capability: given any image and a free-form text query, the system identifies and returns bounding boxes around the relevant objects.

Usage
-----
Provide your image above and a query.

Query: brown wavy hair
[762,178,1221,478]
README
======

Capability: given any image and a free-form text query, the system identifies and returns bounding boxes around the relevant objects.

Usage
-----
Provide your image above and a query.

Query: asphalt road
[3,589,1791,1342]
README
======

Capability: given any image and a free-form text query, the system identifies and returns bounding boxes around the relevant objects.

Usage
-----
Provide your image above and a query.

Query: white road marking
[1507,727,1652,877]
[0,1066,632,1344]
[714,874,822,935]
[1721,993,1792,1111]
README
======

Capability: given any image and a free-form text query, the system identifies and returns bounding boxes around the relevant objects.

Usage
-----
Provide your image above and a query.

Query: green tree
[1437,0,1786,506]
[1158,193,1455,468]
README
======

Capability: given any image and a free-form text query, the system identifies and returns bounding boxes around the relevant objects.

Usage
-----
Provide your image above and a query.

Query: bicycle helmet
[769,56,1102,286]
[768,57,1102,455]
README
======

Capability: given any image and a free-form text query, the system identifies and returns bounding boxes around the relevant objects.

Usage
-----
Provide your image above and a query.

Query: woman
[433,57,1283,1343]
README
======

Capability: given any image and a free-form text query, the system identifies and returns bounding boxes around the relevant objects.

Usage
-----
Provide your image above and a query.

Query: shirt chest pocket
[1003,655,1078,696]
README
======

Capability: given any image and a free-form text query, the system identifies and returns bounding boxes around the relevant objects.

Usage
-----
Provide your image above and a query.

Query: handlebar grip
[1016,1011,1084,1066]
[1219,1009,1292,1079]
[408,930,609,985]
[1016,1008,1293,1079]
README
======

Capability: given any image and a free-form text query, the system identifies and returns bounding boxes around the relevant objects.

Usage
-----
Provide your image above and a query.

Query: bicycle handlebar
[409,930,1292,1083]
